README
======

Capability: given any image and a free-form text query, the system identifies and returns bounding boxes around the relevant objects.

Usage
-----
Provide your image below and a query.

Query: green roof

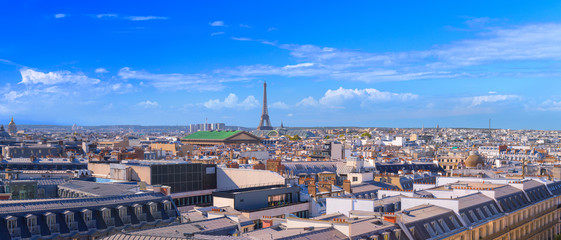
[182,130,243,140]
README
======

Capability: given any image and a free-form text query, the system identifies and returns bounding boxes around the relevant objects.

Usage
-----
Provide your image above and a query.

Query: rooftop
[182,130,243,140]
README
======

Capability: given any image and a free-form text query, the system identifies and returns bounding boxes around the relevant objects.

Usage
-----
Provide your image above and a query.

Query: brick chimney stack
[343,180,352,193]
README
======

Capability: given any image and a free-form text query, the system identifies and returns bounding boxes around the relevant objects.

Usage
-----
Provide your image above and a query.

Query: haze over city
[1,1,561,129]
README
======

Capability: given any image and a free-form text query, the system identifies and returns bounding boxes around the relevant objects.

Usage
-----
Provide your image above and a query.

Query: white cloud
[232,37,252,41]
[4,91,28,101]
[270,101,290,109]
[209,21,226,27]
[111,83,133,91]
[283,63,314,69]
[488,91,497,94]
[239,24,251,28]
[54,13,66,19]
[20,68,100,85]
[93,14,166,21]
[464,94,520,107]
[296,96,319,107]
[287,113,293,117]
[96,14,118,18]
[138,100,159,108]
[124,16,167,21]
[203,93,259,110]
[268,27,278,32]
[320,87,418,106]
[118,67,246,91]
[95,68,108,73]
[211,32,225,36]
[295,87,417,108]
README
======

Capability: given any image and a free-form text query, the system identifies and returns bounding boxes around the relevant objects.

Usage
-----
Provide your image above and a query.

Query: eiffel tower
[257,82,273,130]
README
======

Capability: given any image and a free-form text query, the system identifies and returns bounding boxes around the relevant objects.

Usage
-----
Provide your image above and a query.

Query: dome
[7,116,16,135]
[0,125,11,139]
[465,154,484,168]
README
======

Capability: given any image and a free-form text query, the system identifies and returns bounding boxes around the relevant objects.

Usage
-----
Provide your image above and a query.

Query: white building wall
[217,168,285,190]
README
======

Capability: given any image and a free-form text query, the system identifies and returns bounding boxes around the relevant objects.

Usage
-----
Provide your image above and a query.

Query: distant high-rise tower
[257,82,273,130]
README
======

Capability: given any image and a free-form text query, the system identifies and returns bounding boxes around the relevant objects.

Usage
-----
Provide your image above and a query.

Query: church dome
[0,125,12,139]
[8,117,16,135]
[465,154,484,168]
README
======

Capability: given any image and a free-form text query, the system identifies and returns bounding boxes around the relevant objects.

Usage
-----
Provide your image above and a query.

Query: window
[449,216,461,228]
[64,212,74,228]
[424,223,437,237]
[483,206,492,216]
[118,206,127,219]
[45,213,56,232]
[353,177,358,182]
[6,216,17,235]
[432,221,444,234]
[439,219,450,232]
[82,210,92,223]
[135,206,143,216]
[26,215,36,231]
[102,208,111,221]
[149,203,157,214]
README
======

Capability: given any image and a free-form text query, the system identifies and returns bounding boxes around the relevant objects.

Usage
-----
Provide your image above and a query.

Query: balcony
[85,220,96,229]
[67,222,78,232]
[151,211,162,220]
[121,215,131,225]
[9,228,21,237]
[48,224,60,234]
[137,213,147,222]
[104,218,115,227]
[29,225,40,235]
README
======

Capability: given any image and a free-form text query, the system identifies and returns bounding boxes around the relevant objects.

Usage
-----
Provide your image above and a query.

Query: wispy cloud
[54,13,66,19]
[231,37,252,41]
[95,68,108,73]
[463,94,520,107]
[124,16,167,21]
[94,14,167,21]
[20,68,100,85]
[203,93,259,110]
[211,32,225,36]
[239,24,251,28]
[209,21,226,27]
[138,100,159,108]
[96,14,118,19]
[118,67,249,91]
[270,101,290,109]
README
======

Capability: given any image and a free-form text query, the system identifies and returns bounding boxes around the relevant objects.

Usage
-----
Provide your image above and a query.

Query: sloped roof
[182,131,243,140]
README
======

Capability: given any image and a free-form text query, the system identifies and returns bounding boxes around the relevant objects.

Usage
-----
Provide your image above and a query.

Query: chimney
[343,180,352,193]
[307,183,316,197]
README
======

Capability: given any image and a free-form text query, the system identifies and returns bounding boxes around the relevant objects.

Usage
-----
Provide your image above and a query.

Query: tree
[361,133,372,139]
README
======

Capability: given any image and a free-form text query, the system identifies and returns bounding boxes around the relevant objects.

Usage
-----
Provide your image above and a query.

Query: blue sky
[1,1,561,129]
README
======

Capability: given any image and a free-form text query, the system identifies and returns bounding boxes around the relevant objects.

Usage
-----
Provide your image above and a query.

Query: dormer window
[5,216,17,236]
[45,212,56,232]
[148,202,158,214]
[134,204,143,216]
[101,208,111,221]
[81,209,92,223]
[64,211,74,229]
[118,206,127,219]
[26,214,37,234]
[163,200,171,211]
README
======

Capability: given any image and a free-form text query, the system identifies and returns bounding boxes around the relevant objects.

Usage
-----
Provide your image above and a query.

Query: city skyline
[1,1,561,129]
